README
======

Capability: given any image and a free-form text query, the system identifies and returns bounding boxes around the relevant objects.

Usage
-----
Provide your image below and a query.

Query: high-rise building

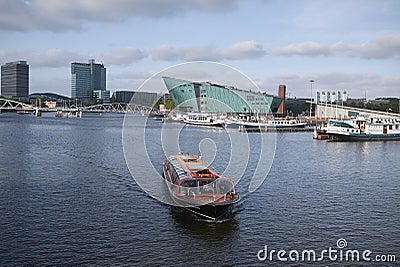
[71,59,106,103]
[1,61,29,98]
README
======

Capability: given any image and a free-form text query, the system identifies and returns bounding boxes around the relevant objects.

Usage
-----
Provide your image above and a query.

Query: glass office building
[1,61,29,98]
[71,59,106,103]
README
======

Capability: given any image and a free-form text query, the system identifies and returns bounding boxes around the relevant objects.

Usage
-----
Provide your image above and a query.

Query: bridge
[0,98,158,114]
[81,102,157,114]
[0,98,34,111]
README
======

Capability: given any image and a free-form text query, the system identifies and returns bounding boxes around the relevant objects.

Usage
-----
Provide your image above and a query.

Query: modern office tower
[71,59,106,103]
[1,61,29,98]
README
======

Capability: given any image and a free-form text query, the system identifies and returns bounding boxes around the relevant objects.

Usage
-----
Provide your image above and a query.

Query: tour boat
[162,154,240,220]
[183,113,224,128]
[225,114,307,131]
[322,116,400,141]
[265,119,307,129]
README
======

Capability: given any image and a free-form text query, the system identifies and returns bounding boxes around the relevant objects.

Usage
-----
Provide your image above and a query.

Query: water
[0,113,399,266]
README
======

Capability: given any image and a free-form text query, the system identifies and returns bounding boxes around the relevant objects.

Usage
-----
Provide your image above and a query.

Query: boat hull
[186,202,237,220]
[270,123,307,129]
[328,132,400,141]
[184,120,224,128]
[165,184,240,220]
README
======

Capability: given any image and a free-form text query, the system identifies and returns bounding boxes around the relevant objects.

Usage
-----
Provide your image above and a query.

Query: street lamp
[309,80,315,117]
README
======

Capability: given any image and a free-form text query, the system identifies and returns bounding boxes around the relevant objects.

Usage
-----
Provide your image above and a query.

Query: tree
[153,100,160,110]
[164,98,175,110]
[35,96,45,107]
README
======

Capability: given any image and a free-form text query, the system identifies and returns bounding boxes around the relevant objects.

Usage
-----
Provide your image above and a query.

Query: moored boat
[162,154,240,220]
[225,116,307,132]
[265,119,307,129]
[183,113,224,128]
[322,116,400,141]
[153,113,166,121]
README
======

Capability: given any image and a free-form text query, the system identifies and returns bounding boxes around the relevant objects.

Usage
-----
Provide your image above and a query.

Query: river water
[0,113,399,266]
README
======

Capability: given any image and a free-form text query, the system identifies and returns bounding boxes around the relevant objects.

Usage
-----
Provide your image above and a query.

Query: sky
[0,0,399,99]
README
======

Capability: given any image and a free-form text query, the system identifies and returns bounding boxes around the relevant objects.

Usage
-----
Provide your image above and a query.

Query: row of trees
[346,98,400,113]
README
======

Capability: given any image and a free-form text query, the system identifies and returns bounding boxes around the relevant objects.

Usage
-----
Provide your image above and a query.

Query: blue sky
[0,0,399,99]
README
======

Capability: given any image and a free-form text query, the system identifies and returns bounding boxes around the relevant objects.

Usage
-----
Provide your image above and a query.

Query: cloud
[258,72,400,99]
[223,41,267,59]
[334,34,400,59]
[274,34,400,59]
[0,0,238,32]
[0,49,84,67]
[0,46,150,67]
[0,41,263,68]
[100,47,148,65]
[151,41,266,61]
[274,42,332,57]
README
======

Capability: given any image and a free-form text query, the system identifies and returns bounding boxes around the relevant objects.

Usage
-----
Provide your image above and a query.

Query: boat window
[171,170,178,183]
[180,180,197,187]
[215,179,234,194]
[198,180,213,186]
[196,168,213,175]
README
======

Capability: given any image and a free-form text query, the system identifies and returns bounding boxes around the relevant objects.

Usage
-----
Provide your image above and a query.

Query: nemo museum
[162,76,282,115]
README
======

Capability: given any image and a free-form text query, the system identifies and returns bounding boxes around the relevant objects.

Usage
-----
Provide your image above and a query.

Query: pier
[239,127,314,133]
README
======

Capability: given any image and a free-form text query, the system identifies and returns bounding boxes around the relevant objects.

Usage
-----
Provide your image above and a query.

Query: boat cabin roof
[186,163,207,170]
[167,154,219,181]
[329,121,354,128]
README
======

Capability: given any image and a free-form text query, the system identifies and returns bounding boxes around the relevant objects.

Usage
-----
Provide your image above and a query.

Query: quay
[240,127,314,133]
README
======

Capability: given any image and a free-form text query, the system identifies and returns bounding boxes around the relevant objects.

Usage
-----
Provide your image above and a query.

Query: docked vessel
[321,116,400,141]
[153,113,166,121]
[265,119,307,129]
[162,154,240,220]
[225,114,307,132]
[183,113,224,128]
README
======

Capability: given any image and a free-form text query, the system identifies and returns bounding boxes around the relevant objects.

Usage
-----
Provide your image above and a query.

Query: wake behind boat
[162,154,240,220]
